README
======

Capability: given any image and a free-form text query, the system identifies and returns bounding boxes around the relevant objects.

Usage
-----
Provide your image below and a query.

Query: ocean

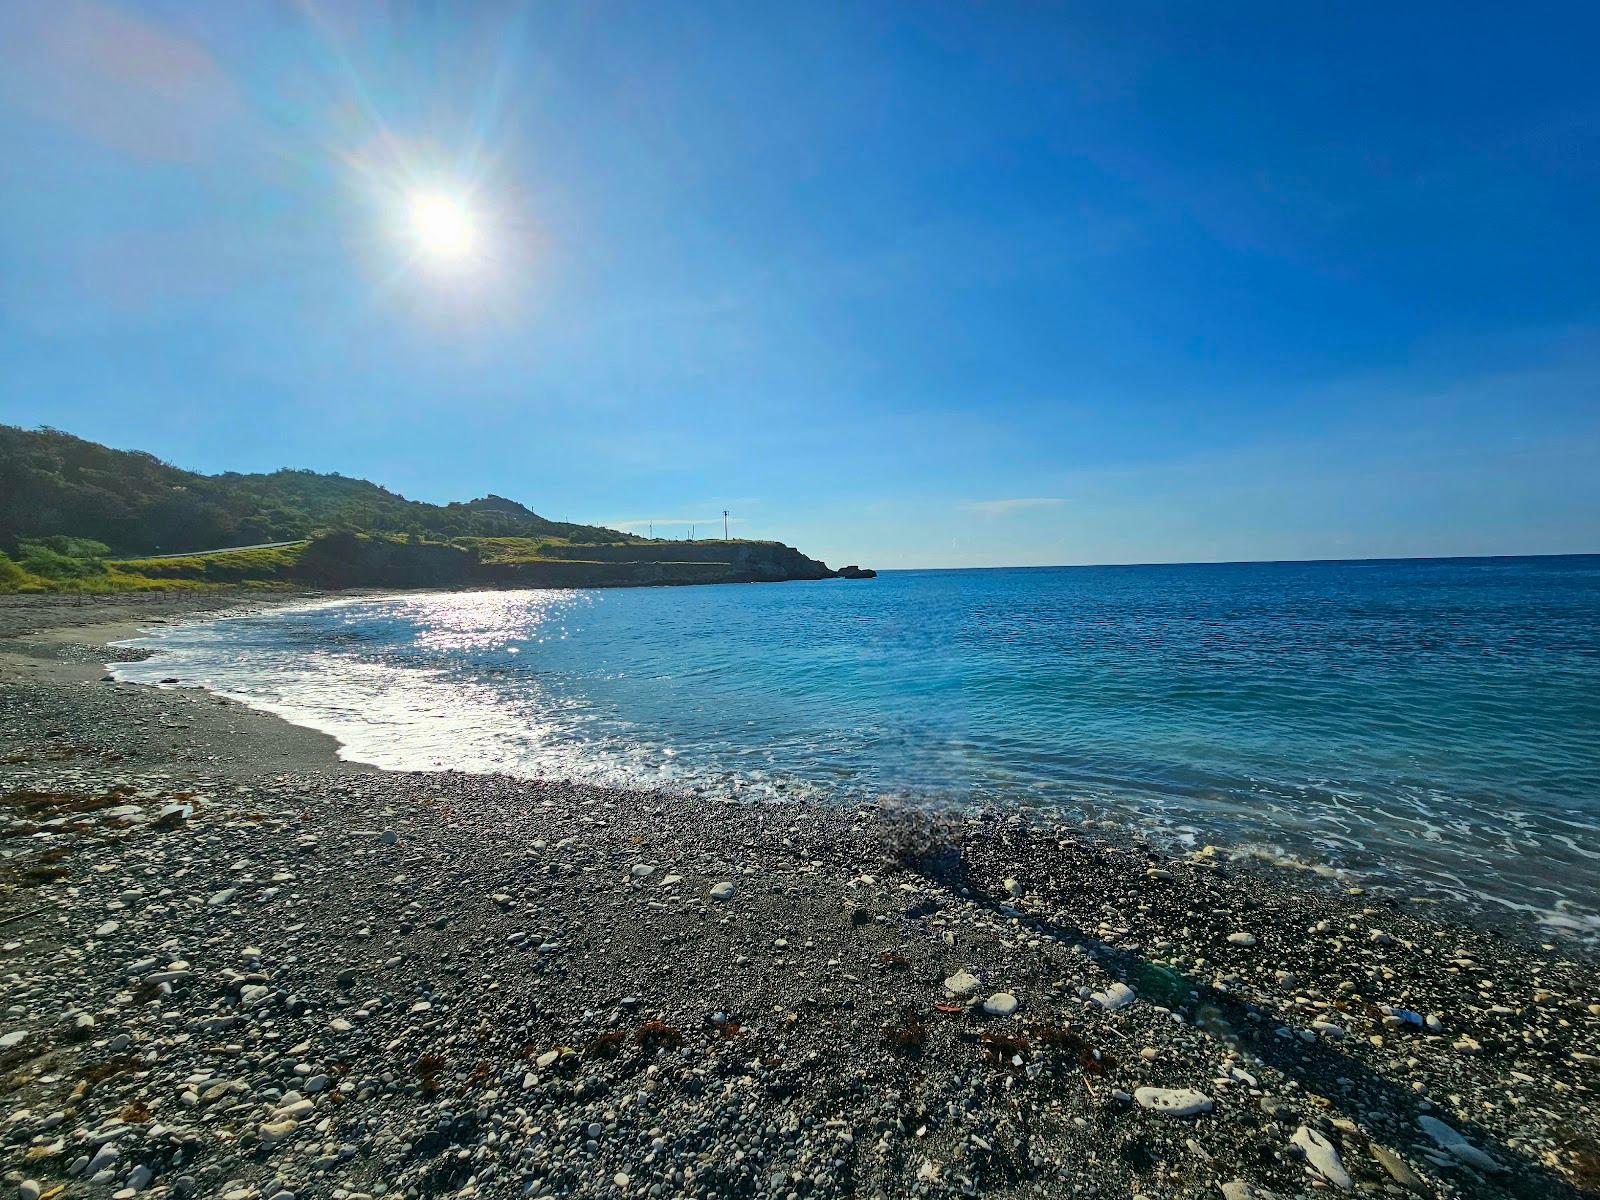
[113,554,1600,941]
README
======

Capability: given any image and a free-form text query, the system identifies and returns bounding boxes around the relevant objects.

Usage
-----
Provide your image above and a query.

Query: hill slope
[0,425,621,556]
[0,425,867,592]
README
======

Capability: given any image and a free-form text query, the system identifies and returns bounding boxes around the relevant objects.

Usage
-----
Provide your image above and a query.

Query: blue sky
[2,1,1597,567]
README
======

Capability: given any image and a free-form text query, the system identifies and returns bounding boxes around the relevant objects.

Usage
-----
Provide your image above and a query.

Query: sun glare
[407,191,477,263]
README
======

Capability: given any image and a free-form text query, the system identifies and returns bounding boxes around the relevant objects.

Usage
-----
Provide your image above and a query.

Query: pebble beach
[1,593,1597,1200]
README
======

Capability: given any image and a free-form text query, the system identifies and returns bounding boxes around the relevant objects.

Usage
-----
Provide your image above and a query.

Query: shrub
[16,537,109,581]
[0,551,33,590]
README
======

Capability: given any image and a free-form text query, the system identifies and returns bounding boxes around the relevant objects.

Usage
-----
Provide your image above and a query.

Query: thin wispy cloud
[965,497,1067,517]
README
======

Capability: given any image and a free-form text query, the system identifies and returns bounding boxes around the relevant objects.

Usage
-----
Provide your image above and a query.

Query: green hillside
[0,424,623,556]
[0,426,866,593]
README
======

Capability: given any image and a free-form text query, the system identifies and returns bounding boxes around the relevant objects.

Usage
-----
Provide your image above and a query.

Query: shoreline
[83,591,1599,955]
[1,591,1597,1198]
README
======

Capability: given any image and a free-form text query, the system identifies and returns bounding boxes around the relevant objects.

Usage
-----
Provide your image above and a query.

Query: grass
[456,535,646,563]
[0,544,306,594]
[112,543,306,583]
[1,530,801,593]
[0,567,209,594]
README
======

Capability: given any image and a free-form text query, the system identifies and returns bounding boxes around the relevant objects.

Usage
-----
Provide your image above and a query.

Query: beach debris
[943,969,980,996]
[1380,1004,1426,1028]
[882,1009,928,1055]
[980,1030,1031,1069]
[635,1019,683,1051]
[982,991,1019,1017]
[1417,1115,1502,1171]
[1134,1087,1213,1117]
[1091,981,1136,1011]
[1292,1125,1352,1189]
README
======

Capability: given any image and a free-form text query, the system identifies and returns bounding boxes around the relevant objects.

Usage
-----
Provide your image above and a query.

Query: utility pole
[723,510,729,540]
[689,524,696,541]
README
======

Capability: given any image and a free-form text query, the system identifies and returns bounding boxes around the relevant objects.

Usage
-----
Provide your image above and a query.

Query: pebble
[1370,1144,1425,1191]
[981,991,1019,1017]
[1417,1114,1502,1172]
[1091,981,1136,1011]
[2,662,1592,1200]
[943,969,980,996]
[1226,931,1257,946]
[85,1142,119,1176]
[1219,1181,1279,1200]
[258,1119,298,1146]
[1291,1125,1352,1189]
[1133,1087,1213,1117]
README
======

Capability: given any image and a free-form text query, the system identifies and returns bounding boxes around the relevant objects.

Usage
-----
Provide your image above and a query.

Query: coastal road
[128,539,307,560]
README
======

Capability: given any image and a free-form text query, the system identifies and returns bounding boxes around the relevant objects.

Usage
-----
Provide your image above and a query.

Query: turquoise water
[115,555,1600,939]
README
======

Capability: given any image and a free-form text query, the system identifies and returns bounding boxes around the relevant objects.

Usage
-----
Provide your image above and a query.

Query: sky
[2,1,1598,569]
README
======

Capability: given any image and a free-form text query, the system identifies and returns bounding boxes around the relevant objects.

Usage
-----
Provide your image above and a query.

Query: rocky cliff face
[291,534,849,590]
[531,541,834,579]
[295,533,477,588]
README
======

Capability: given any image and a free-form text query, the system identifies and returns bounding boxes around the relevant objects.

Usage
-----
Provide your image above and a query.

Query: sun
[407,191,477,263]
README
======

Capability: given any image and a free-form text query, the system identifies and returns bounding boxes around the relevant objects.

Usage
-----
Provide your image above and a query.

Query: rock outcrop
[291,533,848,590]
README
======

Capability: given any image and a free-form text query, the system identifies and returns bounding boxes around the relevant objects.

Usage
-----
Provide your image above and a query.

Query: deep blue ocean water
[115,555,1600,939]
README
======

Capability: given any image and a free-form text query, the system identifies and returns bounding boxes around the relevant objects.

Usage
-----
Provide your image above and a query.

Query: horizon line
[867,549,1600,573]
